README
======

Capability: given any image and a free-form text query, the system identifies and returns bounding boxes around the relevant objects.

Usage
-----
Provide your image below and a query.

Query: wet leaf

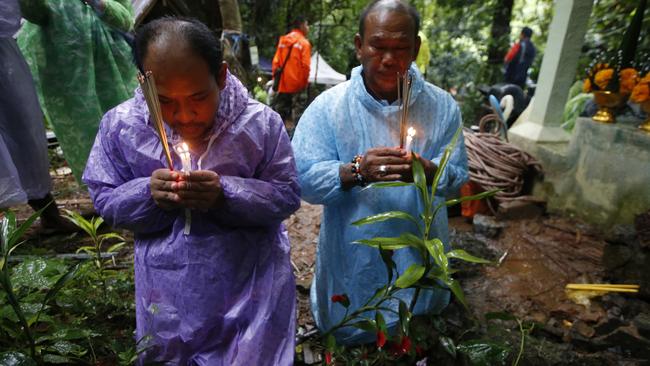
[439,336,456,358]
[446,249,492,264]
[325,333,336,352]
[395,264,426,288]
[425,239,448,269]
[457,340,510,366]
[351,211,420,228]
[371,182,413,188]
[412,157,431,210]
[11,258,67,290]
[375,311,387,333]
[48,340,87,357]
[0,352,37,366]
[398,300,411,335]
[444,189,500,206]
[446,279,468,309]
[351,319,376,333]
[42,354,72,364]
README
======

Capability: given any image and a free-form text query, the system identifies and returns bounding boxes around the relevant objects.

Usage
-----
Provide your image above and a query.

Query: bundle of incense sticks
[397,72,413,148]
[565,283,639,293]
[138,71,174,170]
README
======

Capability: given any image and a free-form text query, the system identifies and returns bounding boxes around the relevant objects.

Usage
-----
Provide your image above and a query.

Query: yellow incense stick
[138,71,174,170]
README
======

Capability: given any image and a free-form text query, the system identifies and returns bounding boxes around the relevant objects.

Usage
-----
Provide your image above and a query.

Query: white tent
[309,52,346,86]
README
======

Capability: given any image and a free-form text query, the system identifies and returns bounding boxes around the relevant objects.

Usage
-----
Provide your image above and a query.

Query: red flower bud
[330,294,350,307]
[400,335,412,354]
[325,351,332,365]
[376,330,387,348]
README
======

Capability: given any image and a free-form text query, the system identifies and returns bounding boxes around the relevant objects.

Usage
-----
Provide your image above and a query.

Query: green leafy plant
[321,128,498,363]
[0,209,79,362]
[64,210,125,296]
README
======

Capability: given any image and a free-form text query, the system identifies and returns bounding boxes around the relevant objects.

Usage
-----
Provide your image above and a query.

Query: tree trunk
[218,0,243,32]
[486,0,514,85]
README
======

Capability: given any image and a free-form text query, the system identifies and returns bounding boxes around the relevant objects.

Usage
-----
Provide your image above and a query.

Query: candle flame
[181,142,189,152]
[407,127,416,137]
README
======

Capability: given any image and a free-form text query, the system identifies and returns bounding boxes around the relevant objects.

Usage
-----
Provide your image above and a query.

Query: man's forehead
[364,9,415,35]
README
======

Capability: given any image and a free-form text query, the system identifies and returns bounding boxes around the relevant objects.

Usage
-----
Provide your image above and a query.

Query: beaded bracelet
[351,155,367,186]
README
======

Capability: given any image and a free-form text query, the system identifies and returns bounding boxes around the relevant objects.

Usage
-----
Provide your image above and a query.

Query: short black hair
[521,26,533,38]
[292,15,307,29]
[359,0,420,40]
[134,17,223,78]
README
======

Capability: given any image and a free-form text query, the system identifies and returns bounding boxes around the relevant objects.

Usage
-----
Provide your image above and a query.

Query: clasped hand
[150,169,224,211]
[361,147,436,183]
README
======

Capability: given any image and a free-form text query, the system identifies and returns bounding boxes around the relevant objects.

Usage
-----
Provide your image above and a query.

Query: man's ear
[217,61,228,89]
[354,33,363,61]
[412,35,421,61]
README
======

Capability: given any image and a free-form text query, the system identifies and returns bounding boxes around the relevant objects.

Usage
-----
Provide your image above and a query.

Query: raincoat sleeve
[291,97,346,206]
[83,110,176,234]
[214,112,301,227]
[18,0,49,25]
[98,0,133,32]
[429,99,469,195]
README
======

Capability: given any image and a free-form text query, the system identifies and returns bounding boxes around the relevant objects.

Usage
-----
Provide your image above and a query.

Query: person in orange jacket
[271,16,311,137]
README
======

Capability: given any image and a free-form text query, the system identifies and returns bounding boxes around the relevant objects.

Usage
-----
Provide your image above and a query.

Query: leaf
[106,242,126,253]
[446,249,492,264]
[8,208,44,249]
[354,233,424,251]
[47,340,87,357]
[394,264,425,288]
[412,157,431,210]
[63,210,94,238]
[398,300,411,335]
[425,239,448,270]
[351,319,376,333]
[325,333,336,352]
[446,279,468,309]
[431,127,462,195]
[354,238,410,250]
[42,354,72,364]
[379,248,396,284]
[375,311,387,333]
[370,182,413,188]
[2,211,18,253]
[36,264,79,324]
[439,336,457,358]
[444,189,500,206]
[99,232,124,243]
[351,211,420,229]
[457,340,511,366]
[0,352,37,366]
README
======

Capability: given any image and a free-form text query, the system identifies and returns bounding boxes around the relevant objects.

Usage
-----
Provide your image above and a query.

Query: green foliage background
[240,0,647,125]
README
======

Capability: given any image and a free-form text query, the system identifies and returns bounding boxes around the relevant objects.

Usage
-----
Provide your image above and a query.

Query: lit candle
[405,127,416,152]
[175,142,192,235]
[176,142,191,173]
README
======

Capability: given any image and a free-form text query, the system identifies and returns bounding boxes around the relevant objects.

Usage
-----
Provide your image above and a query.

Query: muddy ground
[7,169,650,365]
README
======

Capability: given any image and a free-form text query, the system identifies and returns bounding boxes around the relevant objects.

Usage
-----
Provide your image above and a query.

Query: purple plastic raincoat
[83,72,300,365]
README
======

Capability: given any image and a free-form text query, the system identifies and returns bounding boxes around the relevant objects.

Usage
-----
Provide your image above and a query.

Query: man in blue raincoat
[292,0,468,344]
[83,18,300,365]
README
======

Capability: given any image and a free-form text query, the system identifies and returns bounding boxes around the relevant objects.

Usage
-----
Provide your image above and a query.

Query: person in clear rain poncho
[18,0,137,181]
[292,0,468,344]
[0,0,77,232]
[83,18,300,365]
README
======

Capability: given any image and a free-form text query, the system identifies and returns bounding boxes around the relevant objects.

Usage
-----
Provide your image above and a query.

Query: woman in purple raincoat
[83,18,300,365]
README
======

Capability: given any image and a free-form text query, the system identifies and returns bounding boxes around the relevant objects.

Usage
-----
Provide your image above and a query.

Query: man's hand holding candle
[151,169,224,211]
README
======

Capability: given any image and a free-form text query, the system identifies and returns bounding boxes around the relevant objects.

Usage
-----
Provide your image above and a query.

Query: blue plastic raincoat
[292,64,468,344]
[83,72,300,365]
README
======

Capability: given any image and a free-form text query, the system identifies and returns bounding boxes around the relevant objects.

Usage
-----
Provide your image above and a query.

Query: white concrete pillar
[510,0,594,143]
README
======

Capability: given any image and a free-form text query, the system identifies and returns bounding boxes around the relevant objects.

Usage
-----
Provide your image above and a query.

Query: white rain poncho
[292,64,469,344]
